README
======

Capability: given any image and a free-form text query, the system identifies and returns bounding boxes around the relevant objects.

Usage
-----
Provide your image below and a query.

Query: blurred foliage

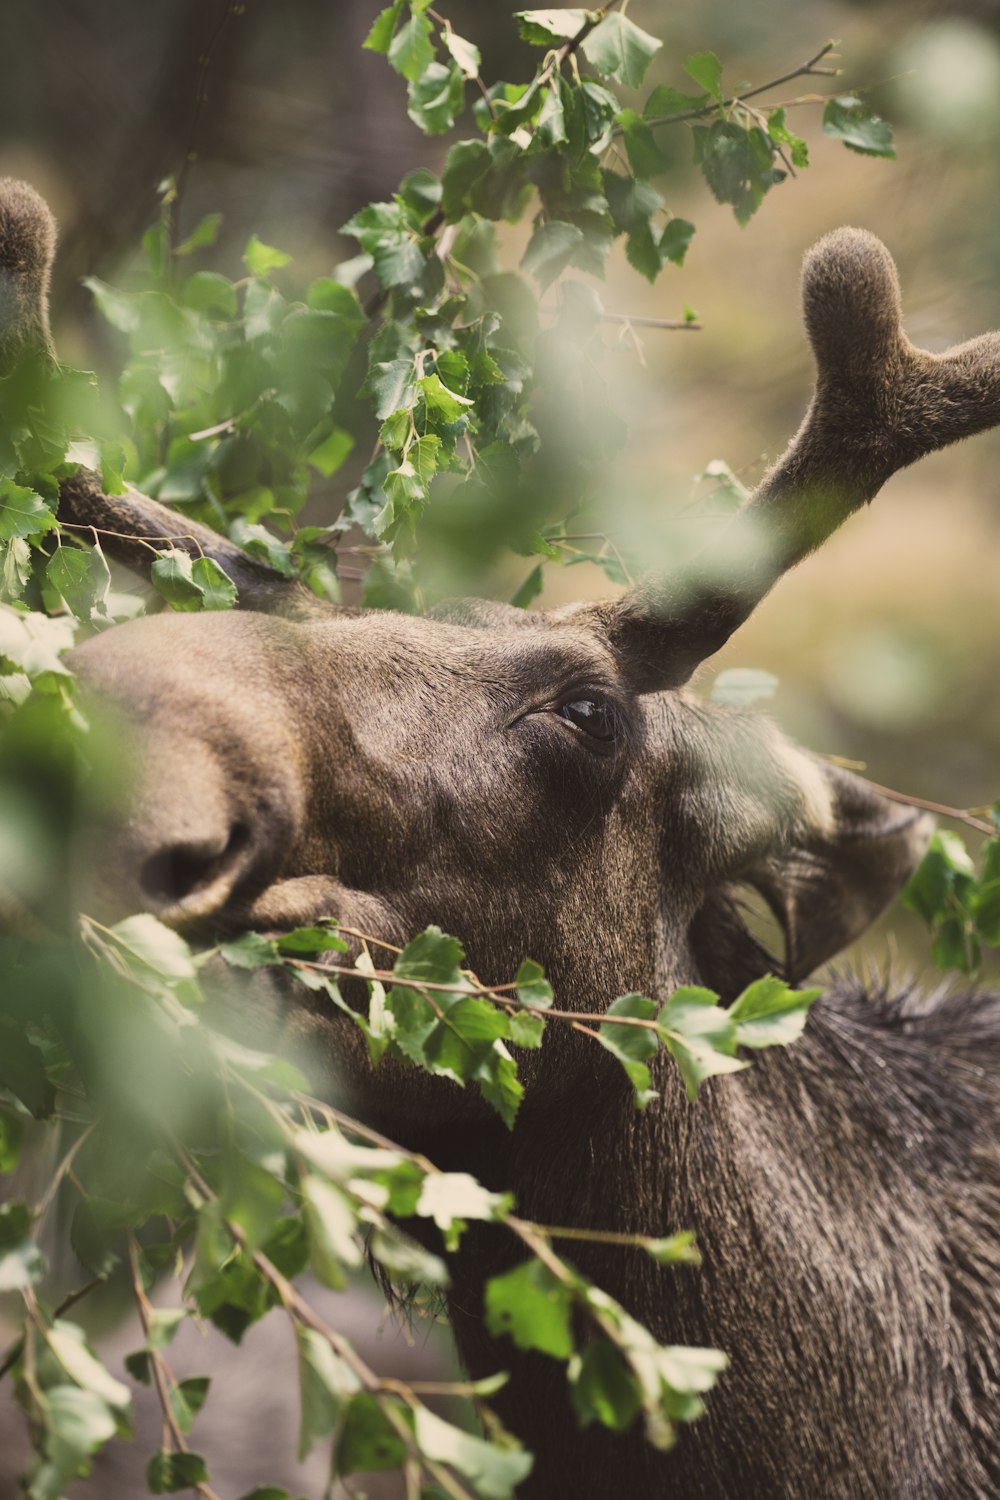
[0,2,996,1496]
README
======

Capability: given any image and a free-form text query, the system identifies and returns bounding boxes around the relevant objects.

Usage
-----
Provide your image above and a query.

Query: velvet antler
[590,228,1000,692]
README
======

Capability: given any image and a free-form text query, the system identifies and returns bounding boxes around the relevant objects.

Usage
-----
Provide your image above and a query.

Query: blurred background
[1,0,997,944]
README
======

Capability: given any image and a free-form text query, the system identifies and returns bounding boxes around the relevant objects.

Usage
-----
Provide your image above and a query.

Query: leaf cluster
[901,819,1000,974]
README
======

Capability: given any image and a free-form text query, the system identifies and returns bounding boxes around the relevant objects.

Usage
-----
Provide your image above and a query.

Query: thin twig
[602,312,702,330]
[127,1234,223,1500]
[33,1123,96,1221]
[857,778,995,838]
[0,1278,104,1384]
[176,1147,475,1500]
[639,40,839,132]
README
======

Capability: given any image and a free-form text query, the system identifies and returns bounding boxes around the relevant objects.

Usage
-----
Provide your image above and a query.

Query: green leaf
[274,923,348,956]
[48,543,112,618]
[931,912,978,974]
[0,482,57,541]
[0,1201,46,1290]
[660,217,695,267]
[368,1223,450,1286]
[145,1307,187,1350]
[644,84,709,118]
[729,976,822,1050]
[822,96,896,158]
[570,1339,642,1431]
[85,275,141,333]
[683,51,724,103]
[175,213,223,256]
[146,1450,210,1493]
[515,957,553,1008]
[150,548,206,611]
[296,1324,360,1459]
[644,1230,702,1266]
[693,119,784,225]
[416,1171,505,1231]
[521,220,586,290]
[535,84,568,148]
[515,9,586,46]
[104,913,198,989]
[388,11,435,82]
[597,993,659,1104]
[307,426,354,478]
[411,433,442,487]
[509,564,544,609]
[1,535,31,601]
[485,1258,574,1358]
[767,107,809,168]
[335,1393,407,1475]
[658,986,747,1103]
[242,234,292,277]
[0,1104,23,1171]
[443,30,481,79]
[364,358,419,420]
[0,1021,56,1118]
[581,14,662,90]
[363,0,404,53]
[418,372,475,422]
[507,1009,545,1048]
[192,556,238,610]
[42,1385,117,1474]
[169,1376,210,1436]
[229,521,295,575]
[238,1491,291,1500]
[901,830,973,924]
[413,1405,533,1499]
[302,1174,362,1289]
[124,1350,152,1385]
[408,59,466,136]
[974,879,1000,944]
[441,139,493,221]
[616,109,670,178]
[47,1321,131,1410]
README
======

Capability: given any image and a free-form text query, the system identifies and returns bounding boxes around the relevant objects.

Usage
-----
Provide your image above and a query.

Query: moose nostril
[139,822,251,908]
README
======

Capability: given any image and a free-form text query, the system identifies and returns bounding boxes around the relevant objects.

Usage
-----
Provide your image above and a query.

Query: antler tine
[0,178,57,368]
[0,178,325,618]
[590,228,1000,693]
[58,470,325,617]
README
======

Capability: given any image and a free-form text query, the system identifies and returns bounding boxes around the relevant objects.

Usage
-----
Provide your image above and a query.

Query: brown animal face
[68,596,930,1029]
[6,181,997,1070]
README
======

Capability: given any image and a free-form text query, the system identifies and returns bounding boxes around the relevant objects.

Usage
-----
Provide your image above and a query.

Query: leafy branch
[637,39,840,130]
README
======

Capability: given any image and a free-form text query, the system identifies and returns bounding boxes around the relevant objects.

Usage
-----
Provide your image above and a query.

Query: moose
[3,175,1000,1498]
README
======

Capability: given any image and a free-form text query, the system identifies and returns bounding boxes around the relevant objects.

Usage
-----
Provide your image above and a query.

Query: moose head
[5,178,1000,1499]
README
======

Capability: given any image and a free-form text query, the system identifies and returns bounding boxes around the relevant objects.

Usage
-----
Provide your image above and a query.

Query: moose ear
[743,764,933,983]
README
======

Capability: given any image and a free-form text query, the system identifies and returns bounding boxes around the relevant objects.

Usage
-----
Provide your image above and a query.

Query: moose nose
[138,819,253,913]
[77,725,302,931]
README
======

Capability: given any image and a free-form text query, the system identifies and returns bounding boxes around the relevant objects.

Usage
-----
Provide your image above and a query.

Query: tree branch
[639,40,839,132]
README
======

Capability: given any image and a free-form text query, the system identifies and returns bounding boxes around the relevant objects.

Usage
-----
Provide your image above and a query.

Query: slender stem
[176,1146,474,1500]
[33,1122,96,1220]
[292,956,664,1030]
[127,1234,223,1500]
[0,1278,103,1384]
[639,40,839,132]
[856,778,995,838]
[602,312,702,331]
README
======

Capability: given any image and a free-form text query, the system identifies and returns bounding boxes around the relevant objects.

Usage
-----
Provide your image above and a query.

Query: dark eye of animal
[556,694,618,742]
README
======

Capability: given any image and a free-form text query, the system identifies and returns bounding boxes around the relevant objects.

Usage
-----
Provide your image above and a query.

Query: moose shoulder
[5,178,1000,1498]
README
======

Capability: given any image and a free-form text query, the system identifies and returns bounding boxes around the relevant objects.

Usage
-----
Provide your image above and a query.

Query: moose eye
[556,695,619,742]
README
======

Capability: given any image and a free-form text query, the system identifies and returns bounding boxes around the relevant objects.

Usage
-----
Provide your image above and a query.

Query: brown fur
[3,182,1000,1497]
